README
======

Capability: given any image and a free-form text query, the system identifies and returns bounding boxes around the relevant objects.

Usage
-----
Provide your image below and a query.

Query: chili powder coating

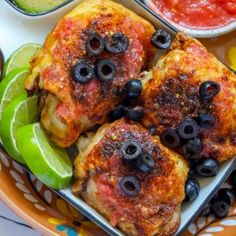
[152,0,236,29]
[25,0,155,147]
[73,119,188,236]
[141,33,236,163]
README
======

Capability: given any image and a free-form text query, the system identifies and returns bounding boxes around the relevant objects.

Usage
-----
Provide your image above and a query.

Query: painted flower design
[56,224,78,236]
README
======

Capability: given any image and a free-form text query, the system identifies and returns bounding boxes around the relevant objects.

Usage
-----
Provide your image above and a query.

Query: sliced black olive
[120,175,141,196]
[123,106,144,121]
[121,140,142,161]
[211,200,230,218]
[199,81,220,100]
[196,114,215,128]
[182,137,202,159]
[105,33,129,54]
[194,158,219,177]
[178,119,199,140]
[218,188,234,206]
[200,202,211,217]
[71,60,94,84]
[125,79,142,99]
[94,59,116,82]
[109,105,124,121]
[184,177,200,202]
[0,49,4,81]
[151,29,171,49]
[86,32,104,56]
[160,127,180,149]
[136,153,155,174]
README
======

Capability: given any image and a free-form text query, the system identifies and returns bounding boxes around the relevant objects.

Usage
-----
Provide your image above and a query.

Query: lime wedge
[16,123,73,189]
[0,95,38,163]
[0,68,29,119]
[3,43,41,77]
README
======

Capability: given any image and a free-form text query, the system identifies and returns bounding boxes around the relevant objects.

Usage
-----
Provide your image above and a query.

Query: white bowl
[144,0,236,38]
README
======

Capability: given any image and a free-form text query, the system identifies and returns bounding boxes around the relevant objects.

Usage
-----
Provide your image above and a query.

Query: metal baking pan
[1,0,236,235]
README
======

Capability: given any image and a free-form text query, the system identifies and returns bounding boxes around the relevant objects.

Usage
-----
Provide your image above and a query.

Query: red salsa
[152,0,236,29]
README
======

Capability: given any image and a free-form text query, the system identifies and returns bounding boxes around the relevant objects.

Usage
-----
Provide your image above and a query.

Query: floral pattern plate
[1,148,236,236]
[0,149,107,236]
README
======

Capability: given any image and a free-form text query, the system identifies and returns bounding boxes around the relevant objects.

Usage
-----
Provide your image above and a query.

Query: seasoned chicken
[25,0,155,147]
[141,33,236,163]
[73,119,189,236]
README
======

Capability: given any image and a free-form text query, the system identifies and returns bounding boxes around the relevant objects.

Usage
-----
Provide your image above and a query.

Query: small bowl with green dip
[4,0,75,16]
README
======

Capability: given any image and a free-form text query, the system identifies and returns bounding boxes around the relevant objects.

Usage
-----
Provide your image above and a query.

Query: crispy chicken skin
[141,33,236,163]
[73,119,189,236]
[25,0,155,147]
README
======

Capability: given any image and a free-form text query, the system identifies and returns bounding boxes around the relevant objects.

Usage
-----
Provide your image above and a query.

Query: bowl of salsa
[144,0,236,38]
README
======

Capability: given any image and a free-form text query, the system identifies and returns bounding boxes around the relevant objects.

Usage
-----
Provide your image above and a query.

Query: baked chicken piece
[73,119,188,236]
[141,33,236,163]
[25,0,155,147]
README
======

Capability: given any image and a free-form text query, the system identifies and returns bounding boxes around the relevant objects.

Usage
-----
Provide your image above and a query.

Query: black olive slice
[121,140,142,161]
[196,114,215,128]
[178,119,199,140]
[194,158,219,177]
[218,188,234,206]
[86,32,104,56]
[184,177,200,202]
[119,175,141,196]
[199,81,220,100]
[105,33,129,54]
[125,79,142,99]
[71,60,94,84]
[136,153,155,174]
[151,29,171,49]
[109,105,124,121]
[94,59,116,82]
[123,106,144,121]
[160,127,180,149]
[211,200,230,218]
[182,137,202,159]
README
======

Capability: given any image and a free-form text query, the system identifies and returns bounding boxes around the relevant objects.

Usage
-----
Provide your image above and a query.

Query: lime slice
[0,95,38,163]
[3,43,41,77]
[16,123,72,189]
[0,68,29,119]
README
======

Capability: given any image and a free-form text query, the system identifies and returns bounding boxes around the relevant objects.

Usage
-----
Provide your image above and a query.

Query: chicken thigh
[141,33,236,163]
[73,119,188,236]
[25,0,155,147]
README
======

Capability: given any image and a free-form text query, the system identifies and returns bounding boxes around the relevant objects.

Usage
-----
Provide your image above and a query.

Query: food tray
[1,0,236,235]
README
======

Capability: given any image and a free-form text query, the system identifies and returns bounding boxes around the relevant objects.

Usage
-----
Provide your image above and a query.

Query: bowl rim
[143,0,236,38]
[4,0,74,16]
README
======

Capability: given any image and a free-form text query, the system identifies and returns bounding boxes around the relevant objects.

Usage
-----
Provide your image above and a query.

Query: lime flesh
[3,43,41,77]
[0,95,38,163]
[16,123,73,189]
[0,68,30,119]
[14,0,67,13]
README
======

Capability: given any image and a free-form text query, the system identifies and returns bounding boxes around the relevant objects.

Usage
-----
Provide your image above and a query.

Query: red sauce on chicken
[152,0,236,29]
